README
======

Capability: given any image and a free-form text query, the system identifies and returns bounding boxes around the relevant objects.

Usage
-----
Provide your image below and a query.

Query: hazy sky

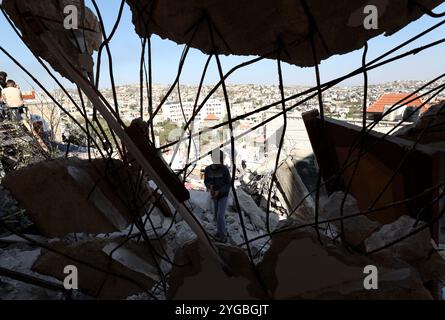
[0,1,444,91]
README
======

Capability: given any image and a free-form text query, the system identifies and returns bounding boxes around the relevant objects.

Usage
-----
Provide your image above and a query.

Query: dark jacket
[204,164,231,199]
[0,77,6,97]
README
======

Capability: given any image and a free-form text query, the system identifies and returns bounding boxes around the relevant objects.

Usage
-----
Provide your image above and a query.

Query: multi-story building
[161,99,226,126]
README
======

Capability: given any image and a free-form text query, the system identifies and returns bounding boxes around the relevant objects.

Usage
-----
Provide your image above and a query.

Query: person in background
[0,71,7,95]
[0,72,7,119]
[204,150,231,242]
[1,79,24,120]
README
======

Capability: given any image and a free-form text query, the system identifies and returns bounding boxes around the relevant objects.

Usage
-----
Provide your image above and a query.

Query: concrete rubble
[2,158,160,237]
[394,100,445,147]
[240,153,318,221]
[165,221,445,300]
[393,100,445,241]
[2,0,102,80]
[167,240,264,300]
[0,185,33,235]
[0,155,445,299]
[364,215,433,262]
[255,227,434,299]
[185,188,275,259]
[0,152,443,300]
[235,189,277,232]
[321,192,381,248]
[0,153,281,299]
[275,158,315,220]
[31,240,158,299]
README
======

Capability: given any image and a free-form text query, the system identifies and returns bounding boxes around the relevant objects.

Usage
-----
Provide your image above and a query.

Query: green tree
[157,119,180,145]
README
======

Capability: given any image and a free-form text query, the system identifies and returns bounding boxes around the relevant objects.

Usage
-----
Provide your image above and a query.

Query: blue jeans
[213,196,228,238]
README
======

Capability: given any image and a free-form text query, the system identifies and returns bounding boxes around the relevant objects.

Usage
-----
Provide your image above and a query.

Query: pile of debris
[394,100,445,148]
[394,100,445,241]
[0,155,444,300]
[0,186,32,237]
[165,188,445,299]
[0,120,48,181]
[241,152,319,220]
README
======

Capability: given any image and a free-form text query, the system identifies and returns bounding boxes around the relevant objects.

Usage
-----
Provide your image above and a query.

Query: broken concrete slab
[257,229,365,299]
[102,239,166,282]
[256,227,433,299]
[302,267,433,300]
[126,0,444,67]
[275,158,315,220]
[174,221,199,247]
[321,192,381,247]
[365,215,433,262]
[167,240,267,299]
[394,101,445,146]
[235,189,278,231]
[2,158,152,237]
[31,240,156,299]
[2,0,102,81]
[289,153,320,195]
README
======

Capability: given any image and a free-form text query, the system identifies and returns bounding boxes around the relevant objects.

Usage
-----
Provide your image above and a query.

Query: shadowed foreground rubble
[1,153,444,300]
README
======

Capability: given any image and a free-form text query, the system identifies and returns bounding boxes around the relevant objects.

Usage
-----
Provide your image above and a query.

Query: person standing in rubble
[204,150,231,243]
[1,79,25,120]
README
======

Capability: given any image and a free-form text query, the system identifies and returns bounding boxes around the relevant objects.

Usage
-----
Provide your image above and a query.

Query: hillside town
[53,80,445,124]
[18,80,445,168]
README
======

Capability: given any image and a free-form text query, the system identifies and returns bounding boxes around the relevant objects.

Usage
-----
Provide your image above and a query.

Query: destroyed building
[0,0,445,301]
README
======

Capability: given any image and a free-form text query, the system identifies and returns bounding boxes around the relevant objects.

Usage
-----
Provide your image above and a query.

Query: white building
[161,99,226,126]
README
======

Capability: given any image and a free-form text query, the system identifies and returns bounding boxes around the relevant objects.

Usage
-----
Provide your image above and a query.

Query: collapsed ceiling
[126,0,444,67]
